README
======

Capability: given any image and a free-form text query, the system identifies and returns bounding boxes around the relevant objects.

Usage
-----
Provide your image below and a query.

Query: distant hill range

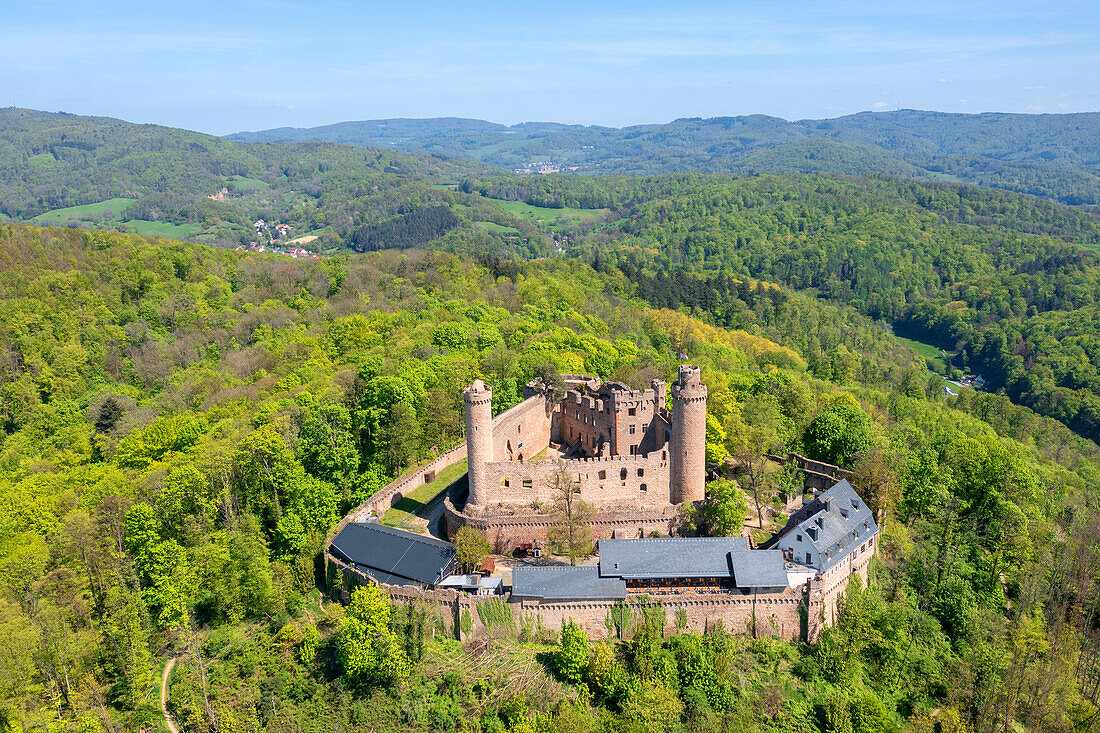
[230,110,1100,205]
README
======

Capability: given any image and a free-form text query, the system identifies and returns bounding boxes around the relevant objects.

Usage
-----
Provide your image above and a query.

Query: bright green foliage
[556,620,590,684]
[114,414,204,469]
[699,478,749,536]
[454,526,492,572]
[0,216,1097,730]
[803,402,876,467]
[336,585,411,683]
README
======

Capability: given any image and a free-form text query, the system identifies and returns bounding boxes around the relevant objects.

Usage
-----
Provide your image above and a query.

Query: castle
[447,365,708,546]
[329,363,879,643]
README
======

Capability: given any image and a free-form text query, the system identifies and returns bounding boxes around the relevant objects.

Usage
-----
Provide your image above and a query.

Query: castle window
[620,468,627,481]
[796,534,802,542]
[806,552,812,564]
[637,468,644,477]
[517,424,521,433]
[522,479,533,489]
[630,445,638,455]
[640,483,647,492]
[629,424,636,435]
[575,410,580,420]
[628,407,636,417]
[598,470,606,480]
[502,479,509,488]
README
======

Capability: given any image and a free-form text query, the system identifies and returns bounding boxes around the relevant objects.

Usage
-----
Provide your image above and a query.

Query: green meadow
[31,198,137,225]
[896,334,949,372]
[490,198,608,230]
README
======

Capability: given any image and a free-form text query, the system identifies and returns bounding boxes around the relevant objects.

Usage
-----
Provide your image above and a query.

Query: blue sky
[2,0,1098,135]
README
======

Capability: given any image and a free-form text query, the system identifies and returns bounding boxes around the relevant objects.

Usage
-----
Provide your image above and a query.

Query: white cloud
[872,101,888,108]
[1023,84,1043,90]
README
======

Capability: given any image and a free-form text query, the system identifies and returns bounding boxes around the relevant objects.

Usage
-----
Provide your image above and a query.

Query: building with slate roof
[328,522,458,588]
[511,565,628,602]
[331,471,874,642]
[511,537,791,601]
[774,479,878,574]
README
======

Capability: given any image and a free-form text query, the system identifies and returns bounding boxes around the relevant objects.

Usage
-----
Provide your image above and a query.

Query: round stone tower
[463,379,494,511]
[671,365,707,504]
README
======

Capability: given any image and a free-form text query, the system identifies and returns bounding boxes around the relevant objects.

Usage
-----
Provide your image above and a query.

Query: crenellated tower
[463,379,493,511]
[670,365,707,504]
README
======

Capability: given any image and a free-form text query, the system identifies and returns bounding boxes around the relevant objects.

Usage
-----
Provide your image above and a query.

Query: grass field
[382,458,467,527]
[473,220,520,234]
[31,198,137,225]
[490,199,608,231]
[897,335,949,372]
[126,220,201,239]
[228,175,269,191]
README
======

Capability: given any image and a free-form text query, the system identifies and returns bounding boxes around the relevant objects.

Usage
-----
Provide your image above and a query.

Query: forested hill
[230,109,1100,205]
[0,107,495,249]
[2,222,1100,731]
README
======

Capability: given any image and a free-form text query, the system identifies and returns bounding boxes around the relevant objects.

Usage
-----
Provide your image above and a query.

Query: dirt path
[161,657,179,733]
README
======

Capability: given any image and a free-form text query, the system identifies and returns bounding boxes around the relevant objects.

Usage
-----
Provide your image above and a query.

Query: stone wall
[489,393,554,464]
[805,533,875,641]
[445,498,679,551]
[335,443,467,533]
[477,452,673,510]
[519,588,804,640]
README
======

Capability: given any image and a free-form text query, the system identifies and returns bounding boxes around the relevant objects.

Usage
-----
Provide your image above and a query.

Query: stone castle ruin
[447,365,708,546]
[331,363,879,644]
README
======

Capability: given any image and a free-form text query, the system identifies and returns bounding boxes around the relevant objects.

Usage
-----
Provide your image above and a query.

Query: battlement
[465,367,706,512]
[463,379,493,404]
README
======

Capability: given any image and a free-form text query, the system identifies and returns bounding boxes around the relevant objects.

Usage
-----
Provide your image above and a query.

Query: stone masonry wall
[335,443,467,532]
[519,588,804,640]
[445,498,679,551]
[489,394,553,464]
[477,452,672,510]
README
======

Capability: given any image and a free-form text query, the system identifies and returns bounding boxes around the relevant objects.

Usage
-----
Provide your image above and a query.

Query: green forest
[1,221,1100,732]
[230,110,1100,205]
[5,107,1100,732]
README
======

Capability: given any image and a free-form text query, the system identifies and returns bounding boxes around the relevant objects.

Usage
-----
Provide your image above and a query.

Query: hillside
[231,110,1100,205]
[0,108,498,250]
[1,222,1098,731]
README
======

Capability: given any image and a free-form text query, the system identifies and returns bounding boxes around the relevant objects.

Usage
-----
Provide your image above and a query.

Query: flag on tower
[677,349,688,360]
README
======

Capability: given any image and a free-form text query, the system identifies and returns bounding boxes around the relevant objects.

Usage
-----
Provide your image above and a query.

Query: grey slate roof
[729,550,788,588]
[511,565,627,601]
[779,479,878,573]
[598,537,750,579]
[329,522,456,587]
